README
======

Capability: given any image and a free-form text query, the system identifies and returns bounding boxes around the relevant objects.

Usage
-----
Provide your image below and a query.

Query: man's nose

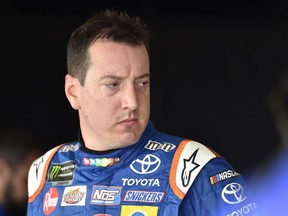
[121,85,138,111]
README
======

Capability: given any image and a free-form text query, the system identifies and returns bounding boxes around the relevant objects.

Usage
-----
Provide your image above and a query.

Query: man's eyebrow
[98,74,123,81]
[136,73,150,79]
[98,72,150,81]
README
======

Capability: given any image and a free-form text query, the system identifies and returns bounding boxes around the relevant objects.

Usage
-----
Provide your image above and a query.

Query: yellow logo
[121,205,158,216]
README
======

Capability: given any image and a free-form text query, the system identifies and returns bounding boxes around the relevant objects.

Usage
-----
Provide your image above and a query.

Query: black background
[2,0,288,178]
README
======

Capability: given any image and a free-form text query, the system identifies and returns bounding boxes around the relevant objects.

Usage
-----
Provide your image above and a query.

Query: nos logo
[90,185,122,205]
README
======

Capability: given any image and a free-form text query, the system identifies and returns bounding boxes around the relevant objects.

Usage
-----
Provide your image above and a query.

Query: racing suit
[27,121,257,215]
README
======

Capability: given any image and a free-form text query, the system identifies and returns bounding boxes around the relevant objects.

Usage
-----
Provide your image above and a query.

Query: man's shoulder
[36,142,80,159]
[27,142,79,203]
[169,139,220,199]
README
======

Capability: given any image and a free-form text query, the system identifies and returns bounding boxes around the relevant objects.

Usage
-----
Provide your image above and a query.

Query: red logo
[43,187,59,215]
[83,157,91,166]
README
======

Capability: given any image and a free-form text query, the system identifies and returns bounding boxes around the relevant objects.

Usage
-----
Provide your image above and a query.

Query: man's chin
[117,133,141,148]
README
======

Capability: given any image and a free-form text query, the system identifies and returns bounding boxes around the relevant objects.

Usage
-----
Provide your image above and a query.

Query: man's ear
[64,74,81,110]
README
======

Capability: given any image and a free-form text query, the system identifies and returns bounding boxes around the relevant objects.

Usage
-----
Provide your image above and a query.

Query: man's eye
[105,82,119,88]
[136,81,149,87]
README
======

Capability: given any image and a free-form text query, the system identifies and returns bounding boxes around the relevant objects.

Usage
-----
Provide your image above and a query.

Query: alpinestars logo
[33,156,44,180]
[181,148,200,187]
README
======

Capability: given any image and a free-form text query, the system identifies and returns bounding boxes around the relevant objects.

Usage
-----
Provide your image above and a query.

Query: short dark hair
[67,9,151,85]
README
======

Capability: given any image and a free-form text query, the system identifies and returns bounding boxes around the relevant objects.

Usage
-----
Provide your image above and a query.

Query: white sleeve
[28,144,63,202]
[169,139,218,199]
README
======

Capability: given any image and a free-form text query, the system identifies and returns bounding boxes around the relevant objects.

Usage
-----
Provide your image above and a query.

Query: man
[27,9,257,215]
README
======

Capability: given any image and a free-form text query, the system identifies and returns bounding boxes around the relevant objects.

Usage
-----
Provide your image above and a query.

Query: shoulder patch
[28,144,64,202]
[170,139,218,199]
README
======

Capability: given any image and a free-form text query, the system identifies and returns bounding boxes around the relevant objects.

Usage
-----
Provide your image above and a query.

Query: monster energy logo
[49,165,62,180]
[48,161,76,185]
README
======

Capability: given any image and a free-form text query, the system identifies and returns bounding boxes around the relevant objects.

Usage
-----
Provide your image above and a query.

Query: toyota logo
[130,154,161,174]
[221,182,247,204]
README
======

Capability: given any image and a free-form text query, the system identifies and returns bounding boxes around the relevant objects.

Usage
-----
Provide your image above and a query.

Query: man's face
[66,40,150,150]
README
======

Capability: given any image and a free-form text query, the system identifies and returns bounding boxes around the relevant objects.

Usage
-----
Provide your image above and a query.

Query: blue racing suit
[27,121,257,215]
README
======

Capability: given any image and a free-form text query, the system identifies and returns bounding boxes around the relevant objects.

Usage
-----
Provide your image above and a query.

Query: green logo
[49,165,62,181]
[47,161,76,184]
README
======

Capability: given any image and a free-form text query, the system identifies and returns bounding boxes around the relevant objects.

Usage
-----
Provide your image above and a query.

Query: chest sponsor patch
[221,182,247,204]
[122,178,160,187]
[145,140,176,152]
[120,205,158,216]
[130,154,161,174]
[90,185,122,205]
[59,144,79,152]
[61,185,86,206]
[210,170,240,185]
[48,161,76,186]
[43,187,59,215]
[123,190,165,203]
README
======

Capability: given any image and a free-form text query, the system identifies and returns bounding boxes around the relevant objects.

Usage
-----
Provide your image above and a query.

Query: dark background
[2,0,288,179]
